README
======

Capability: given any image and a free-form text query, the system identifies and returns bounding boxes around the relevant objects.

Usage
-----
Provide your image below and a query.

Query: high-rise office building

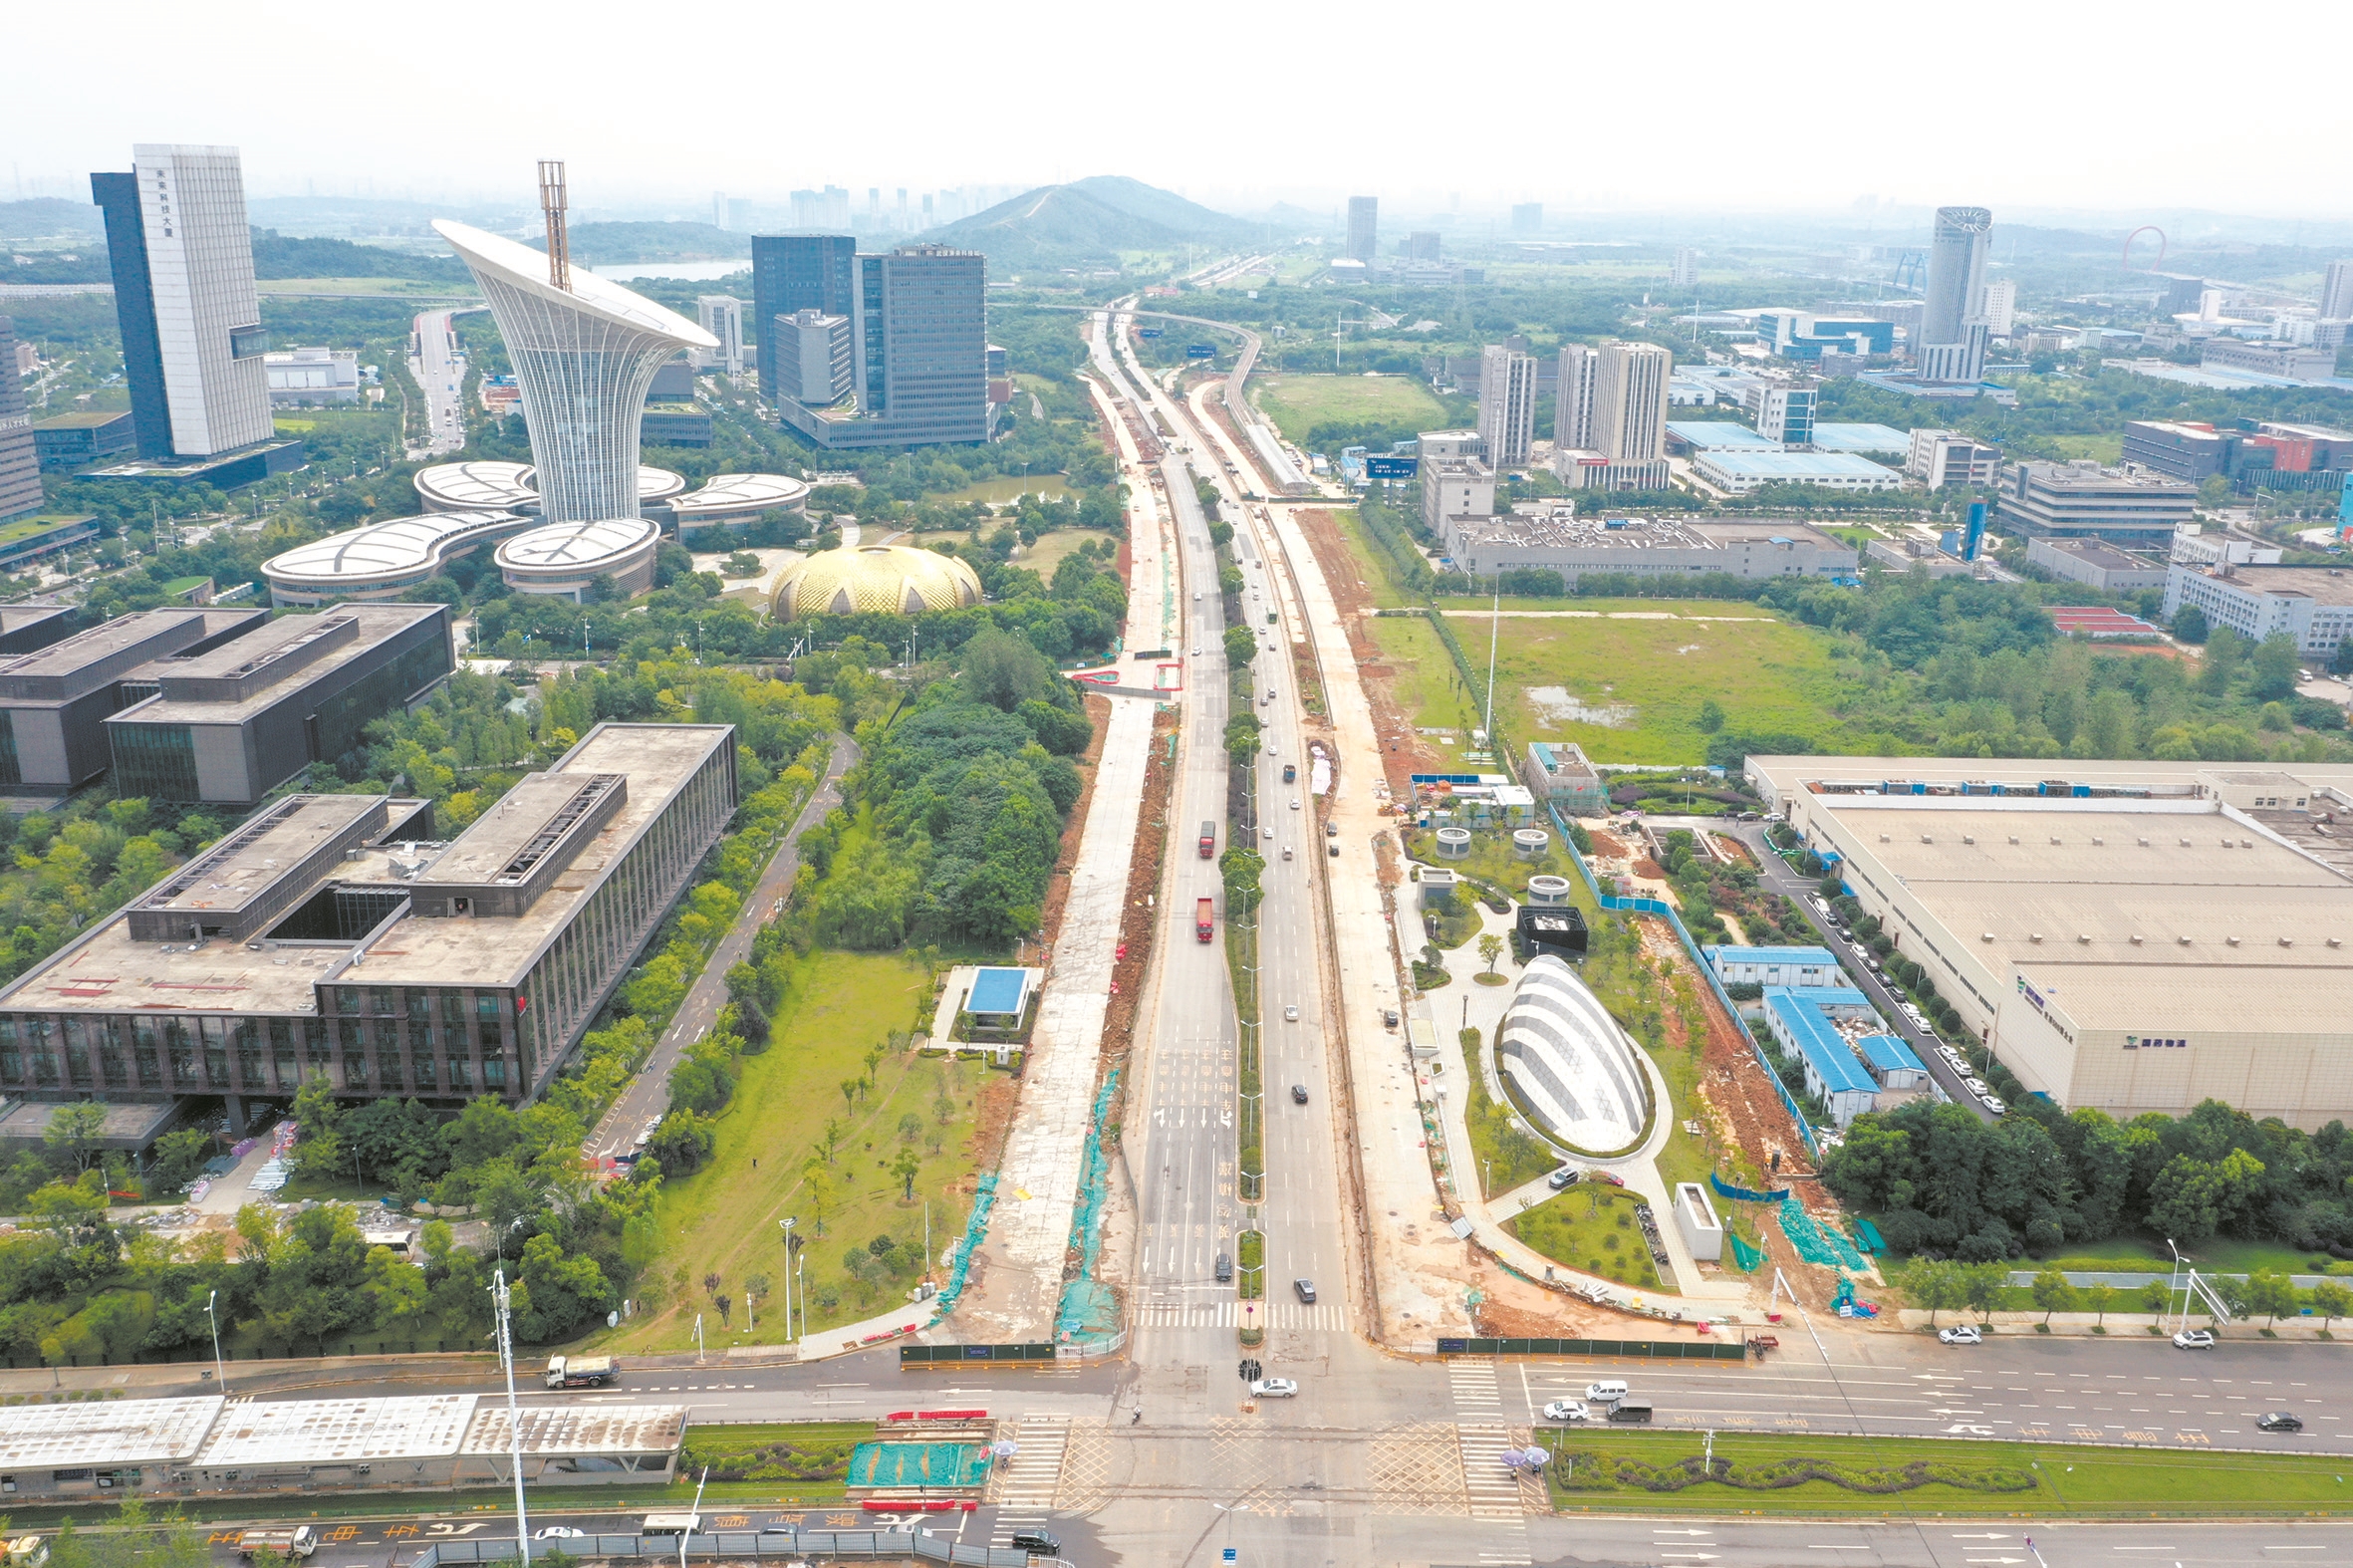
[1979,277,2016,338]
[750,234,856,390]
[1476,345,1537,468]
[1346,196,1378,262]
[1917,205,1992,384]
[0,317,45,521]
[695,296,744,377]
[1590,341,1673,463]
[89,144,274,461]
[775,244,989,448]
[711,191,728,230]
[1555,345,1600,452]
[433,218,716,523]
[775,309,853,406]
[1510,203,1543,235]
[1757,382,1817,446]
[1670,248,1699,289]
[2322,260,2353,322]
[1407,231,1441,262]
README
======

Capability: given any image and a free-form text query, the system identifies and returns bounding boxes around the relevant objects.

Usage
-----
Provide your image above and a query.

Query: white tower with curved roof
[432,218,717,523]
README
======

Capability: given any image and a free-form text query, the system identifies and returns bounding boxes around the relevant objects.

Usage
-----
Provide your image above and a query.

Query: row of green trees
[1901,1255,2353,1331]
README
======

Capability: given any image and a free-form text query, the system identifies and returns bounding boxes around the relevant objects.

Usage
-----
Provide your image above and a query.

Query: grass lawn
[1251,374,1449,446]
[1470,604,1863,766]
[1507,1185,1663,1290]
[1018,527,1119,579]
[2033,1233,2342,1277]
[597,950,1001,1354]
[1399,825,1576,900]
[2042,432,2125,464]
[1330,508,1411,610]
[1465,1063,1559,1196]
[1544,1430,2353,1516]
[928,474,1073,507]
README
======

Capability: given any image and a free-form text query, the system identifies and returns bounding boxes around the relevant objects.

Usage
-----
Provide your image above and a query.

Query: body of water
[591,261,749,282]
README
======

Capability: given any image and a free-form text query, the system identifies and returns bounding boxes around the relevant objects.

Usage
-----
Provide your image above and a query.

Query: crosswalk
[1133,1299,1345,1330]
[1448,1359,1502,1417]
[986,1415,1068,1548]
[1453,1424,1532,1560]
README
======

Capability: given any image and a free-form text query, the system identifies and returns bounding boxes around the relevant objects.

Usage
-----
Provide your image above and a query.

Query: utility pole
[490,1267,532,1566]
[1482,570,1501,759]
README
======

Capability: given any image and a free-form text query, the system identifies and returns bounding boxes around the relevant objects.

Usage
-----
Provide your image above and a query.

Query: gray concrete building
[1347,196,1378,262]
[0,316,46,520]
[1476,346,1537,468]
[777,245,990,448]
[105,604,452,806]
[774,308,854,406]
[1438,507,1857,584]
[1995,460,2198,546]
[2026,537,2170,593]
[1418,431,1493,537]
[0,722,736,1125]
[0,608,263,791]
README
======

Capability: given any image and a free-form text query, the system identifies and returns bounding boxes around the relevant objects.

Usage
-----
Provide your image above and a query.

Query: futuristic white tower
[433,174,715,523]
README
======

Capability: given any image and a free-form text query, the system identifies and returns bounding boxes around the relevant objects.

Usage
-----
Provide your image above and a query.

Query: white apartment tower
[1590,341,1673,462]
[2322,260,2353,322]
[1980,277,2016,337]
[695,295,744,377]
[1555,345,1600,451]
[1670,247,1699,289]
[1917,205,1992,384]
[1477,345,1538,468]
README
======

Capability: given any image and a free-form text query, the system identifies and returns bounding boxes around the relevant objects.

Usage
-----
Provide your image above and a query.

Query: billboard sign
[1365,455,1420,478]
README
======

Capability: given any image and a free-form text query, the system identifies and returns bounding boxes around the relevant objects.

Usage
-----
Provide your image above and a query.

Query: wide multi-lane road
[407,308,469,455]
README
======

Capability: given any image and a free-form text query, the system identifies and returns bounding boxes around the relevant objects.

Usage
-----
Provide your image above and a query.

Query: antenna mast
[538,160,571,291]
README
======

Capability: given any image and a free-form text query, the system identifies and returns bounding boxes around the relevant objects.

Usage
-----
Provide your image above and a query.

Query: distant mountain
[919,176,1262,271]
[530,221,751,265]
[250,229,473,282]
[0,197,106,246]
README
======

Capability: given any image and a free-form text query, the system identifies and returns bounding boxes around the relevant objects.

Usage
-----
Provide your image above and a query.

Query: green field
[1544,1430,2353,1517]
[1508,1186,1664,1290]
[598,949,1000,1354]
[1373,605,1864,766]
[1251,374,1450,445]
[930,474,1073,506]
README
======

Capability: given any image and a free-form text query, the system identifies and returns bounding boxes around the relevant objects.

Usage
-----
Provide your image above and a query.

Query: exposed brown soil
[1709,834,1755,868]
[1633,858,1667,880]
[964,1072,1020,1180]
[1291,507,1443,800]
[1634,915,1815,1189]
[1589,830,1631,860]
[1100,705,1180,1053]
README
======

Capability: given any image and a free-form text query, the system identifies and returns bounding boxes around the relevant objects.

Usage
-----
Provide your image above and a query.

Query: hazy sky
[10,0,2349,223]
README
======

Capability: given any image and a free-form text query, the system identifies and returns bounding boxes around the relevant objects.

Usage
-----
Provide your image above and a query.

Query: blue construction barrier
[1546,802,1821,1163]
[1710,1172,1791,1204]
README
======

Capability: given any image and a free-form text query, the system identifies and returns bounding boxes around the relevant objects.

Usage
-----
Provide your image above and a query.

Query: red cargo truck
[1198,821,1216,858]
[1195,898,1215,940]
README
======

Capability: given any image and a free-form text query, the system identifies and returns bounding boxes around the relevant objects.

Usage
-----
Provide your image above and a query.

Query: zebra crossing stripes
[1448,1359,1502,1414]
[1454,1423,1533,1534]
[1133,1299,1345,1330]
[986,1415,1068,1546]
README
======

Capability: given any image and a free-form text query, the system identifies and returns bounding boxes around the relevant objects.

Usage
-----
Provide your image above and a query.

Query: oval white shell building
[414,460,537,514]
[672,471,811,530]
[263,510,537,607]
[1496,953,1651,1155]
[495,517,661,600]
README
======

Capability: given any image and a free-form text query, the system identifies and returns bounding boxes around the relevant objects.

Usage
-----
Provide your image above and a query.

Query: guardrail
[410,1529,1033,1568]
[1436,1336,1749,1360]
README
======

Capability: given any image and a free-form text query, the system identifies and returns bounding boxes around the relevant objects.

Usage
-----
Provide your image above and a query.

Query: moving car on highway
[2174,1328,2217,1349]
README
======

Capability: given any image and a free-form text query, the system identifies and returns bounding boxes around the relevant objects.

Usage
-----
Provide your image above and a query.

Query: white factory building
[1438,506,1858,585]
[1747,756,2353,1130]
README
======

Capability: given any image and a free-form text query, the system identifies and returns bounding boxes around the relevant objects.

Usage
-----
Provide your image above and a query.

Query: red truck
[1198,820,1216,858]
[1195,898,1215,941]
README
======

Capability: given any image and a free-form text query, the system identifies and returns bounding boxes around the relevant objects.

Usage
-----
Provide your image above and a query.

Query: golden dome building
[773,546,983,619]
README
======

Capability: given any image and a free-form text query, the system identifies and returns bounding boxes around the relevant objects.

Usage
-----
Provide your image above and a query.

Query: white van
[1585,1379,1629,1405]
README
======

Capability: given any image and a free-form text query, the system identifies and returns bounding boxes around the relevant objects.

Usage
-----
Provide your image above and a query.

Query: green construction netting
[931,1173,997,1318]
[1777,1197,1867,1273]
[1727,1232,1765,1272]
[847,1442,988,1489]
[1854,1216,1887,1254]
[1055,1069,1123,1340]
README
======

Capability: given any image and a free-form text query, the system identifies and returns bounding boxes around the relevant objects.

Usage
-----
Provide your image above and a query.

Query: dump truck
[1198,821,1216,858]
[1195,898,1215,941]
[545,1354,619,1389]
[1282,763,1296,783]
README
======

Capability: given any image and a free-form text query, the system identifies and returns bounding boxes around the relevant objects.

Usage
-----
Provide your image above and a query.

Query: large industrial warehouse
[1747,757,2353,1128]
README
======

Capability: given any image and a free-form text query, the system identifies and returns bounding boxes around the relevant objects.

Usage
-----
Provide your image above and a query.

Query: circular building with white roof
[496,517,661,601]
[414,460,538,514]
[773,546,983,619]
[1495,953,1651,1156]
[635,465,688,509]
[263,510,537,607]
[672,472,811,532]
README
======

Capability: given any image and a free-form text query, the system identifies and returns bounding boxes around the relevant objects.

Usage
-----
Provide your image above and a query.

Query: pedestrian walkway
[986,1415,1069,1543]
[1130,1299,1345,1331]
[1453,1424,1534,1546]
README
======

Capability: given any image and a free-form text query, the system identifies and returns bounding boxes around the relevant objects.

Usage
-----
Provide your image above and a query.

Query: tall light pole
[2166,1238,2187,1332]
[780,1217,797,1348]
[489,1267,532,1566]
[204,1289,226,1391]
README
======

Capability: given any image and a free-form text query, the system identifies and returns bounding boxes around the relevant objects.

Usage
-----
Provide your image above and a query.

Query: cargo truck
[1282,763,1296,783]
[1198,821,1216,858]
[237,1530,318,1560]
[1195,898,1215,941]
[544,1354,619,1389]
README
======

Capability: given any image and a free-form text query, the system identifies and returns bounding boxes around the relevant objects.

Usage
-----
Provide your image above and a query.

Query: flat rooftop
[0,1396,223,1468]
[0,1098,181,1146]
[115,605,443,724]
[0,723,732,1014]
[2040,538,2158,568]
[1810,422,1912,451]
[2179,565,2353,604]
[133,794,386,925]
[196,1395,478,1466]
[461,1404,688,1455]
[0,608,220,690]
[1695,451,1902,480]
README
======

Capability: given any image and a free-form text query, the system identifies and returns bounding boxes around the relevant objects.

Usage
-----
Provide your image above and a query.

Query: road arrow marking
[1950,1534,2010,1540]
[1943,1423,1997,1435]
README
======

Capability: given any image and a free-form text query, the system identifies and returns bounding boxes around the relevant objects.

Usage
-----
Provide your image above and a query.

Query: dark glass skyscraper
[749,234,855,391]
[775,244,989,449]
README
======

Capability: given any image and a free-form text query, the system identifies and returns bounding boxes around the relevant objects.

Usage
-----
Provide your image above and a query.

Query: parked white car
[1938,1325,1982,1345]
[1542,1399,1590,1423]
[1249,1377,1299,1398]
[2174,1329,2217,1349]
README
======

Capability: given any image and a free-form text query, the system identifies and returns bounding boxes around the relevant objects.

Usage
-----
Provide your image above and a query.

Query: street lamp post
[489,1267,532,1566]
[780,1217,797,1347]
[204,1289,226,1391]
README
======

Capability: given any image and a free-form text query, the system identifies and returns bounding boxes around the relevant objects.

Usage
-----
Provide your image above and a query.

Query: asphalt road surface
[586,735,857,1163]
[408,309,469,455]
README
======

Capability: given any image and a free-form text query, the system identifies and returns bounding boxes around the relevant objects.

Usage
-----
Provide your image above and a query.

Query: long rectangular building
[1438,507,1858,584]
[1746,755,2353,1129]
[0,722,737,1126]
[0,607,264,791]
